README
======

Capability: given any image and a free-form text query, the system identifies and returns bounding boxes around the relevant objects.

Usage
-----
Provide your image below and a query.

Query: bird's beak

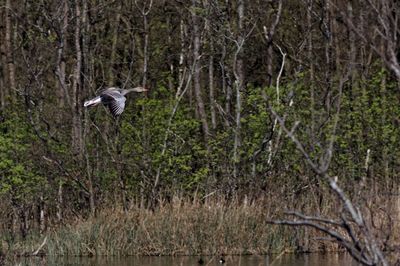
[137,86,148,92]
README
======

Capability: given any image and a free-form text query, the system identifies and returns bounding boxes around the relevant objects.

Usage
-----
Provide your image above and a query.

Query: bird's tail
[84,96,101,107]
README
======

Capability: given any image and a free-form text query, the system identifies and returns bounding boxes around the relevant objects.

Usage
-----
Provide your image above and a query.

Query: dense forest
[1,0,400,263]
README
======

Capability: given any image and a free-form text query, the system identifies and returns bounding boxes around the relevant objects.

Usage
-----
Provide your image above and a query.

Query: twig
[32,236,47,256]
[202,191,216,200]
[275,44,286,104]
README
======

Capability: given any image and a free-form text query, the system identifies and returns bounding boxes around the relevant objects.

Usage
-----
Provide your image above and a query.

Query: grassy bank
[1,195,350,257]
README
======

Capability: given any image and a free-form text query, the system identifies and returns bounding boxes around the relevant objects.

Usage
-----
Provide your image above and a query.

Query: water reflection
[15,253,359,266]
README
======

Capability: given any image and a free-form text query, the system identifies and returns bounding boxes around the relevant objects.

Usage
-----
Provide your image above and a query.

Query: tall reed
[2,188,394,257]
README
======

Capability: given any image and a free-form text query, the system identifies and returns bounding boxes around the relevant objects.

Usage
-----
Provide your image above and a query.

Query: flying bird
[84,86,147,116]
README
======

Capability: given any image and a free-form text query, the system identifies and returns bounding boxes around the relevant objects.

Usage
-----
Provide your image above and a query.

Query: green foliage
[241,87,270,164]
[0,113,45,202]
[113,88,208,193]
[3,1,400,249]
[334,69,400,180]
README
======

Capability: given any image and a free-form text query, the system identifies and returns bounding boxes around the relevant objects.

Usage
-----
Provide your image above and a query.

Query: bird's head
[130,86,148,93]
[121,86,149,96]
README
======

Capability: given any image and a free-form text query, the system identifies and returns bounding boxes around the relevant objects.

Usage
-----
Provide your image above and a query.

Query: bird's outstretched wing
[101,91,126,116]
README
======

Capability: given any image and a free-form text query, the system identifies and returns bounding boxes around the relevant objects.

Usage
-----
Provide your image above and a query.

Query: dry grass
[44,196,292,256]
[2,186,399,257]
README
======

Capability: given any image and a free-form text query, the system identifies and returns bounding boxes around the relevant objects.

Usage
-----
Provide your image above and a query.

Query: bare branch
[268,70,388,265]
[268,106,319,172]
[284,211,342,227]
[269,219,374,266]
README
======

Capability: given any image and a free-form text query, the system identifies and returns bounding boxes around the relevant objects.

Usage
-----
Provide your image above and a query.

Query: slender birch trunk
[307,0,315,143]
[72,0,84,159]
[233,0,245,178]
[0,10,7,107]
[5,0,16,98]
[191,0,210,145]
[208,30,216,131]
[108,2,122,86]
[54,0,70,223]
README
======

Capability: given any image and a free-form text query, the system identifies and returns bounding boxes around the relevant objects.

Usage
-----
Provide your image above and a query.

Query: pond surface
[15,253,360,266]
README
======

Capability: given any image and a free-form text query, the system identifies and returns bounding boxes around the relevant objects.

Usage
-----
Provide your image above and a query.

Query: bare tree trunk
[221,39,231,128]
[209,35,216,131]
[5,0,16,97]
[82,0,96,217]
[262,0,282,167]
[88,171,96,216]
[191,0,210,145]
[72,0,84,159]
[135,0,152,209]
[142,7,149,88]
[232,0,245,179]
[0,51,5,108]
[19,208,27,239]
[263,0,282,89]
[167,16,174,91]
[331,2,340,70]
[57,180,63,223]
[0,72,4,108]
[108,2,122,86]
[135,0,152,88]
[118,162,128,211]
[84,130,96,216]
[178,19,186,93]
[0,10,7,108]
[39,195,45,233]
[53,1,68,223]
[55,0,70,108]
[203,2,217,131]
[307,0,315,141]
[347,2,356,83]
[11,206,17,237]
[266,44,273,90]
[323,0,333,119]
[379,38,390,185]
[305,3,318,232]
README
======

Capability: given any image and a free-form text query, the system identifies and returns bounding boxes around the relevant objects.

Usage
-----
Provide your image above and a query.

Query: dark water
[15,253,359,266]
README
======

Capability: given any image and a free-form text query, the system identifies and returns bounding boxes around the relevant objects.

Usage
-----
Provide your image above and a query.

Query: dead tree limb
[268,70,388,265]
